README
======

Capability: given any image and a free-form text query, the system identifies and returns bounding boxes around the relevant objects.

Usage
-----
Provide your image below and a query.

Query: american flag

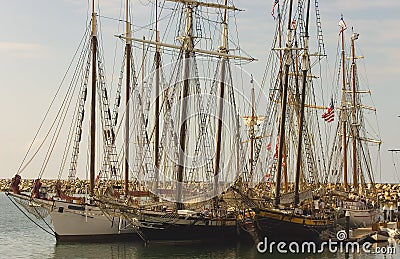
[322,99,335,122]
[338,16,347,34]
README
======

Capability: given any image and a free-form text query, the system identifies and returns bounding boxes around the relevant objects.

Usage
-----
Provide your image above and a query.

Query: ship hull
[255,208,333,242]
[8,193,140,242]
[50,201,138,241]
[336,208,379,228]
[139,223,238,242]
[136,211,246,242]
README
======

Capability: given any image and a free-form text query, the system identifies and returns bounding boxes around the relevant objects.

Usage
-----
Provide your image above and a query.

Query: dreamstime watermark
[256,230,396,254]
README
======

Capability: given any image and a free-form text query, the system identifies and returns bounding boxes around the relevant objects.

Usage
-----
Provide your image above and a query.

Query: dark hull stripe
[55,232,141,242]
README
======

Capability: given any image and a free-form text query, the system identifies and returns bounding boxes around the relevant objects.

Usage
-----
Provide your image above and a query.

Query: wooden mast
[213,0,229,198]
[276,8,288,193]
[154,0,161,196]
[236,113,240,179]
[274,0,294,208]
[176,3,194,210]
[351,32,358,189]
[89,0,97,196]
[124,0,131,196]
[139,36,145,184]
[340,16,348,191]
[249,77,255,180]
[294,0,311,207]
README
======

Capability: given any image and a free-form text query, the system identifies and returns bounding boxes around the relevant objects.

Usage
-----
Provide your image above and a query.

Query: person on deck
[10,174,21,194]
[31,179,42,198]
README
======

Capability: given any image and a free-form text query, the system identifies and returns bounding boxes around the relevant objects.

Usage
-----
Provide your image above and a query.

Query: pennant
[274,140,279,158]
[291,19,297,30]
[271,0,279,19]
[266,143,272,151]
[351,32,360,40]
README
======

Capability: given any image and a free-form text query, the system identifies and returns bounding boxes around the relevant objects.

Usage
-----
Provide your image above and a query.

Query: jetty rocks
[374,183,400,204]
[1,178,87,194]
[0,178,144,196]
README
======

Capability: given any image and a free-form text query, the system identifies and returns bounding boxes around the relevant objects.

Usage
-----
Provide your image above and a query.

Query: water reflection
[49,238,399,259]
[2,193,398,259]
[49,240,349,259]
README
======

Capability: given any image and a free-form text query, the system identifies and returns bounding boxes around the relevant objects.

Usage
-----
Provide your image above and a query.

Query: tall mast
[140,35,145,184]
[176,3,194,210]
[340,16,348,191]
[124,0,131,196]
[351,33,358,190]
[236,113,240,179]
[249,77,255,180]
[142,37,145,101]
[276,9,288,193]
[213,0,229,198]
[274,0,294,208]
[89,0,97,196]
[154,0,161,195]
[294,0,311,207]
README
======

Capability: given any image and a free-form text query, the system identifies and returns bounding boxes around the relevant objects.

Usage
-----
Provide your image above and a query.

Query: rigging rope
[16,25,91,176]
[6,194,56,237]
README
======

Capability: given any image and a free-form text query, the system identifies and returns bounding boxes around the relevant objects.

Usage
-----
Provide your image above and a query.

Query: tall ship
[325,16,381,228]
[231,0,337,242]
[103,0,257,242]
[7,0,140,241]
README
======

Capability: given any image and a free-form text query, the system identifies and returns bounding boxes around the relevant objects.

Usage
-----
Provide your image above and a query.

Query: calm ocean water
[0,192,397,259]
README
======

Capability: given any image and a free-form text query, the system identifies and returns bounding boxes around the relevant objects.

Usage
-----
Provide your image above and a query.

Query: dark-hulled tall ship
[232,0,337,243]
[111,0,256,242]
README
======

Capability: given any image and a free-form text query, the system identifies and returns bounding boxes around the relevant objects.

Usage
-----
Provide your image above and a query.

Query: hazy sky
[0,0,399,182]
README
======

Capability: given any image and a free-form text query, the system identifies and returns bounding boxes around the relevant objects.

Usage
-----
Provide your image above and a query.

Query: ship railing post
[345,210,350,240]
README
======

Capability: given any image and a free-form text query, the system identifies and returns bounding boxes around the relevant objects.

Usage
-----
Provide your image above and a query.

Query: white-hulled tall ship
[7,0,140,242]
[327,16,381,228]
